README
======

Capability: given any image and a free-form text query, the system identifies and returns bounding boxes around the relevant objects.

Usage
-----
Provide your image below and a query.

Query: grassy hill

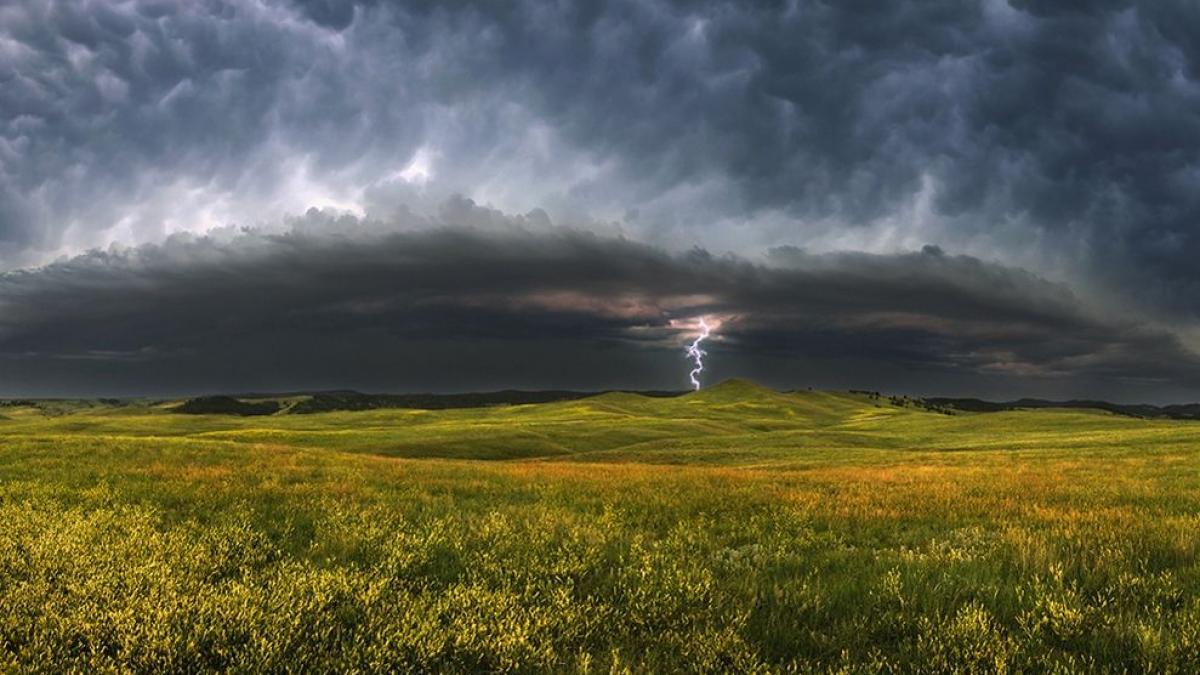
[1,380,1199,671]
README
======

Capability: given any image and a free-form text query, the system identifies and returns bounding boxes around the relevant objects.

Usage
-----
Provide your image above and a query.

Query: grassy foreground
[1,380,1199,672]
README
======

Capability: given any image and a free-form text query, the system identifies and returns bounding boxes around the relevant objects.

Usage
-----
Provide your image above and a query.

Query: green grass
[2,379,1200,672]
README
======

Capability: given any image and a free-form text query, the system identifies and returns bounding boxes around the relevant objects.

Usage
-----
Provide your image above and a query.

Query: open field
[2,380,1200,672]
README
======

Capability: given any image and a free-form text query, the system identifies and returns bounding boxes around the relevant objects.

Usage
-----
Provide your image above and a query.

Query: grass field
[2,379,1199,672]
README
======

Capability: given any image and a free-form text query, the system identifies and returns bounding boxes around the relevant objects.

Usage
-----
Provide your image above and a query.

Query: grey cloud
[2,203,1197,399]
[6,0,1200,398]
[1,0,426,259]
[7,0,1200,318]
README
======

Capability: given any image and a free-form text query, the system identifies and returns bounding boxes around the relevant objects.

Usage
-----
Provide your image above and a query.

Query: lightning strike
[685,317,712,390]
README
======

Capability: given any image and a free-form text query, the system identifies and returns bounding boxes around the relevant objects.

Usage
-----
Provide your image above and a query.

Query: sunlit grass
[2,380,1199,671]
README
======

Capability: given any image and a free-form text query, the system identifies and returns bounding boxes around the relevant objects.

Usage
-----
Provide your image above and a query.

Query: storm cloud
[2,202,1197,400]
[4,1,1200,397]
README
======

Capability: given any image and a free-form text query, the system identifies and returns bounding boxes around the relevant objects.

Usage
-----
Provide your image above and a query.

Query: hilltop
[7,378,1199,421]
[167,388,687,416]
[925,395,1200,420]
[131,379,1200,421]
[3,378,1196,465]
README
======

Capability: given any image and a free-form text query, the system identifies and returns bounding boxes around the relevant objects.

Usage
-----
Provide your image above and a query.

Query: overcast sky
[4,0,1200,400]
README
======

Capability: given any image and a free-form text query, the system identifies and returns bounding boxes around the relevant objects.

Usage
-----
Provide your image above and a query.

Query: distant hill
[172,389,687,415]
[923,397,1200,420]
[291,391,604,413]
[0,398,134,416]
[688,378,784,403]
[174,396,281,416]
[6,381,1199,421]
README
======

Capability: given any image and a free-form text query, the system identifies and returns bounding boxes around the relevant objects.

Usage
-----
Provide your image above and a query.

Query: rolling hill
[1,380,1199,671]
[3,379,1197,465]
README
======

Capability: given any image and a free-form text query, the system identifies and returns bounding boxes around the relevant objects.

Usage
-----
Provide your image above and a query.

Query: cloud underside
[3,206,1197,398]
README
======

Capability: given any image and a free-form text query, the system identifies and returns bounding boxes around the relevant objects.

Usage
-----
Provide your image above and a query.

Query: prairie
[1,379,1199,672]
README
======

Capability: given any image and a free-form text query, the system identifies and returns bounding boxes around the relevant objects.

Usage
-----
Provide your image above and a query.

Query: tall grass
[1,384,1199,671]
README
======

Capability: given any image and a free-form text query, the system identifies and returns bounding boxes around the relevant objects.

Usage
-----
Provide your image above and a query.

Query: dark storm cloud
[6,0,1200,319]
[0,0,429,259]
[2,203,1197,398]
[5,0,1200,397]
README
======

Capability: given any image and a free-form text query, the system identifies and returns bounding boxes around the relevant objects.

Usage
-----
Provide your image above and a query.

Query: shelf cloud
[3,202,1197,399]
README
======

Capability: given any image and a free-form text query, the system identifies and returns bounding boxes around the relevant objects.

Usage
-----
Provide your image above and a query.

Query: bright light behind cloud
[395,147,436,184]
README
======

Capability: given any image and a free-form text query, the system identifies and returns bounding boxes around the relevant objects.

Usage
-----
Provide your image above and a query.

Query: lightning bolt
[685,317,711,391]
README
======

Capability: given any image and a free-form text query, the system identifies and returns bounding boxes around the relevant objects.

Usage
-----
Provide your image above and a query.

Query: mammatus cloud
[3,202,1198,399]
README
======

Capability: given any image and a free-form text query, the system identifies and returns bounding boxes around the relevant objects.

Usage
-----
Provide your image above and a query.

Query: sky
[3,0,1200,400]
